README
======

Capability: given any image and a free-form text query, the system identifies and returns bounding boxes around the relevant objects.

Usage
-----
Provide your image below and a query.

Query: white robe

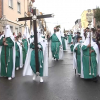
[18,38,23,68]
[73,43,81,75]
[0,35,4,76]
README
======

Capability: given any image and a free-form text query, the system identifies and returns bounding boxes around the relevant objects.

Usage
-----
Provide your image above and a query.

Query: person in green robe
[49,27,61,60]
[0,34,4,76]
[81,32,99,82]
[30,42,44,77]
[68,32,72,44]
[73,36,82,75]
[70,42,74,53]
[61,32,66,51]
[15,36,20,70]
[22,34,28,65]
[1,25,15,80]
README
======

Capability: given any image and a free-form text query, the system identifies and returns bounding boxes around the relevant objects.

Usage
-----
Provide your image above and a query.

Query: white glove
[38,45,41,49]
[59,45,63,49]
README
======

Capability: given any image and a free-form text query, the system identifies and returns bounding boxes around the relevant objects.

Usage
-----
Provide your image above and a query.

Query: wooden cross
[17,7,54,75]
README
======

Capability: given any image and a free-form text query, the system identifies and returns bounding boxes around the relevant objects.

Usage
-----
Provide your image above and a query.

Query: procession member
[18,32,23,68]
[60,31,67,51]
[15,36,20,70]
[23,28,48,83]
[70,42,74,53]
[81,31,99,81]
[83,29,87,40]
[64,33,68,50]
[49,26,63,61]
[22,27,28,65]
[73,36,82,75]
[96,25,100,51]
[91,28,96,42]
[0,32,5,76]
[96,25,100,77]
[1,25,15,80]
[73,32,77,45]
[40,29,45,39]
[30,28,34,43]
[67,31,73,44]
[81,28,85,41]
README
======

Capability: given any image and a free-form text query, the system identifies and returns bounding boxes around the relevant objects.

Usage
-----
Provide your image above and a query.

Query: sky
[33,0,100,32]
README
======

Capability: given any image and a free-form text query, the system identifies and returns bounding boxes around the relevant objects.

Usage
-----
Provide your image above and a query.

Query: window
[10,26,13,33]
[17,2,21,13]
[9,0,13,8]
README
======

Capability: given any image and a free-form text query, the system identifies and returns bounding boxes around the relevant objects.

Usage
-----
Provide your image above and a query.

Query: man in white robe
[81,32,99,81]
[23,28,48,82]
[0,25,16,80]
[18,32,23,68]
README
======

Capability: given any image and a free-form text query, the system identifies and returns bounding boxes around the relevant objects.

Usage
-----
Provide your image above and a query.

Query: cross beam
[18,7,53,74]
[17,14,53,22]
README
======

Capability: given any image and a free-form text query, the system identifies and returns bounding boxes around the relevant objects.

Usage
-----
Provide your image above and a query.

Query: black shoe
[56,59,58,61]
[93,77,98,83]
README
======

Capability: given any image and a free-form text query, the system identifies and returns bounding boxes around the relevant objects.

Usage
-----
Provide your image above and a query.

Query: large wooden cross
[17,7,53,75]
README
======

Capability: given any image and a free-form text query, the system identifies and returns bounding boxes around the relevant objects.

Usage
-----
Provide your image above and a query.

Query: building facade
[0,0,32,35]
[81,10,94,29]
[0,0,2,31]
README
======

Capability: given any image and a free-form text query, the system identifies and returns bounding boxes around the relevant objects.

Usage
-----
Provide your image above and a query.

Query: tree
[94,7,100,26]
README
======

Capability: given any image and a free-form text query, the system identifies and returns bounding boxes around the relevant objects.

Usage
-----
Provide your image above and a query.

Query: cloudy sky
[34,0,100,32]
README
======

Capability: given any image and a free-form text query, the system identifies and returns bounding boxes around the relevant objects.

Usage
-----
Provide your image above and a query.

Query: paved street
[0,45,100,100]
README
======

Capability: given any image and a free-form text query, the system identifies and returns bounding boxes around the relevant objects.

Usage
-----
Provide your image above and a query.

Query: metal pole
[89,23,91,75]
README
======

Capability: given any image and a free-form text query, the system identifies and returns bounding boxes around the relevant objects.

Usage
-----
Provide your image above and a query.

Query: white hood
[83,32,95,46]
[30,28,34,35]
[23,26,30,40]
